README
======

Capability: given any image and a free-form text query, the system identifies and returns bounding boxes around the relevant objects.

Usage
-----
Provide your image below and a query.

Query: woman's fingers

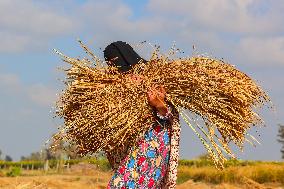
[147,90,155,100]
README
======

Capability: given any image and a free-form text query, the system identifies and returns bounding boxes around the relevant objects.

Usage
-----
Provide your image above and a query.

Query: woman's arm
[148,86,180,188]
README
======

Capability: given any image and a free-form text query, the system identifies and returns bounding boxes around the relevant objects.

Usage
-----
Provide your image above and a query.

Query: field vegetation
[0,158,283,188]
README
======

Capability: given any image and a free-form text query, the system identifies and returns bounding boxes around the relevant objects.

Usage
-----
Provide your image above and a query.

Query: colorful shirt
[108,123,171,188]
[106,106,180,188]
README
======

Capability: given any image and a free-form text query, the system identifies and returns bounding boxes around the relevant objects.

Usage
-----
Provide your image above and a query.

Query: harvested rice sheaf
[54,42,270,169]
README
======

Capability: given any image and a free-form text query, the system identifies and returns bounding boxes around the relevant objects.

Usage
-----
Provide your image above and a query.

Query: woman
[104,41,181,188]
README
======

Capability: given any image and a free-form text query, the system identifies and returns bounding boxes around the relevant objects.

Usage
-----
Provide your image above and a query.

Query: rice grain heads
[54,43,270,169]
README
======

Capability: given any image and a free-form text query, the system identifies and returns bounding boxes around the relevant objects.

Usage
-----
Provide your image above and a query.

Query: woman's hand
[147,86,168,116]
[128,75,168,116]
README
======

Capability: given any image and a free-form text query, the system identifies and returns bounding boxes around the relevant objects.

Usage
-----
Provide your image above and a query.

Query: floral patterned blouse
[106,106,181,189]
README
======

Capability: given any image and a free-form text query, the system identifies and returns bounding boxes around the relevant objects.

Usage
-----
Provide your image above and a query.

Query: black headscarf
[104,41,146,73]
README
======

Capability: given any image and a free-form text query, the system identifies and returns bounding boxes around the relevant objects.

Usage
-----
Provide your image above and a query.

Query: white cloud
[1,0,283,66]
[238,37,284,65]
[147,0,284,35]
[0,32,42,53]
[49,0,283,68]
[0,72,56,107]
[138,0,284,66]
[0,0,76,53]
[0,73,21,93]
[72,0,185,49]
[28,84,57,107]
[0,0,74,35]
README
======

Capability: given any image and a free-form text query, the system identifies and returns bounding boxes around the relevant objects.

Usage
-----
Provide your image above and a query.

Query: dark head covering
[104,41,146,73]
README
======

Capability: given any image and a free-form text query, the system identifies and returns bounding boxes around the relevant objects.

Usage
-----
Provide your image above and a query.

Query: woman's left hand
[147,86,168,116]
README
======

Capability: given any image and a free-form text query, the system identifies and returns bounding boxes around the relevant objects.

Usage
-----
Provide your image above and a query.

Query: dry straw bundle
[54,41,270,168]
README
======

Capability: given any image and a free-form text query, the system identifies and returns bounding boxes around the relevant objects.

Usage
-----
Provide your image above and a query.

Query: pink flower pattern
[108,124,171,188]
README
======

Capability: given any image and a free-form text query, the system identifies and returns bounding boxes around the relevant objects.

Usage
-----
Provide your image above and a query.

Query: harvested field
[0,174,283,189]
[0,171,284,189]
[0,163,283,189]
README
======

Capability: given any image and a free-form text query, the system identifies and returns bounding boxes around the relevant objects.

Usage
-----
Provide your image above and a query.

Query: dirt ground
[0,170,283,189]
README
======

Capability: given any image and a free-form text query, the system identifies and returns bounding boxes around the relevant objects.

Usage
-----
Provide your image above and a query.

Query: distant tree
[21,152,43,161]
[0,150,2,160]
[278,124,284,159]
[197,153,210,160]
[48,133,82,160]
[20,138,81,161]
[5,155,12,162]
[20,133,106,162]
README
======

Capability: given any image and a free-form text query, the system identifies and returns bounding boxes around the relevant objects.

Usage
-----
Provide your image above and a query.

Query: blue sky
[0,0,283,161]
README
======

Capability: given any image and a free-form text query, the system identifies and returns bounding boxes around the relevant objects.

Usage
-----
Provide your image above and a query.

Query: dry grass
[54,42,270,168]
[0,170,110,189]
[177,162,284,186]
[0,172,282,189]
[0,161,283,188]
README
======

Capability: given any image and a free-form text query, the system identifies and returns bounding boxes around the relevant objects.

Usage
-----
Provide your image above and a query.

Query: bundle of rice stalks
[54,42,270,169]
